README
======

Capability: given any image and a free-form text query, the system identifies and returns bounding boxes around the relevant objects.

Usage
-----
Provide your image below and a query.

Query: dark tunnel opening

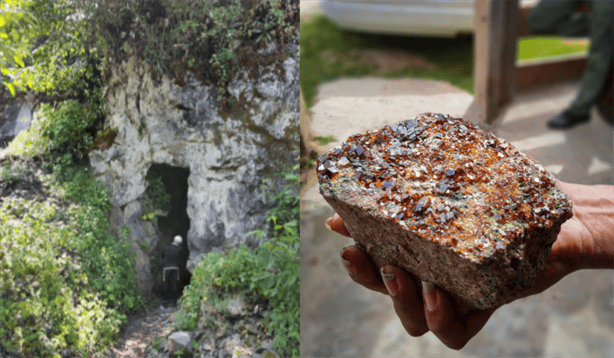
[146,163,192,299]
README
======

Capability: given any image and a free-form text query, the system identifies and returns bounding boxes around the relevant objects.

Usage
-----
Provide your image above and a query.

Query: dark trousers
[164,267,180,302]
[527,0,613,117]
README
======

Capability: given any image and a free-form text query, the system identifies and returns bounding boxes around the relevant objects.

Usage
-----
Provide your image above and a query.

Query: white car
[318,0,537,38]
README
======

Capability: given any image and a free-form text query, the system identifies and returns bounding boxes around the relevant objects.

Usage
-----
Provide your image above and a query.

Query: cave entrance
[146,163,192,299]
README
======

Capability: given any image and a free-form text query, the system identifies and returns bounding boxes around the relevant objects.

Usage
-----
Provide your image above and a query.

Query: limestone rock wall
[0,100,33,149]
[89,35,299,295]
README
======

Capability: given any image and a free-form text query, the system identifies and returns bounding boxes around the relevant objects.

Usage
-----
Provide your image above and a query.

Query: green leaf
[6,83,16,97]
[13,55,24,68]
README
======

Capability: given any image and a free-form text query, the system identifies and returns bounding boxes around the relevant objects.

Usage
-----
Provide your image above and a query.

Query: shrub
[0,159,142,357]
[1,0,92,96]
[4,0,298,105]
[53,164,143,312]
[176,162,299,357]
[0,160,23,184]
[92,0,298,102]
[7,98,103,159]
[6,109,53,158]
[38,99,102,157]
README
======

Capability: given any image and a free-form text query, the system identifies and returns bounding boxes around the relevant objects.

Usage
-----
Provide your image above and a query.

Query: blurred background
[300,0,613,356]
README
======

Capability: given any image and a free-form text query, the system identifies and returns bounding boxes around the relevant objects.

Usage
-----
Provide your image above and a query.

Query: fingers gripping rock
[317,113,572,309]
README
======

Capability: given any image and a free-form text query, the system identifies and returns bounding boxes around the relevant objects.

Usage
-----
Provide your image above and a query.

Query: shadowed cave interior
[146,163,192,298]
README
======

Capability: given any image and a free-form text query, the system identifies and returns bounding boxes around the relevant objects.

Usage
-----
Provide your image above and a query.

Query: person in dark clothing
[162,235,183,307]
[526,0,613,129]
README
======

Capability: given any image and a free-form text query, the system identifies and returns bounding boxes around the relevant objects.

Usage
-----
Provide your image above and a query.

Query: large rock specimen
[317,113,572,309]
[89,31,299,295]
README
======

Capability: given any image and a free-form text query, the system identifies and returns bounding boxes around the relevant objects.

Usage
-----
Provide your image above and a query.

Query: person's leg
[171,269,180,306]
[567,0,613,117]
[163,268,170,307]
[547,1,613,128]
[526,0,589,37]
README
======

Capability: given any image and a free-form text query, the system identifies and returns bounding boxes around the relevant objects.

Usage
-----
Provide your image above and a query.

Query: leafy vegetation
[0,158,143,357]
[6,96,104,159]
[0,160,22,184]
[141,175,170,225]
[176,163,299,357]
[1,37,139,354]
[2,0,298,104]
[0,0,38,96]
[1,0,97,97]
[1,0,300,356]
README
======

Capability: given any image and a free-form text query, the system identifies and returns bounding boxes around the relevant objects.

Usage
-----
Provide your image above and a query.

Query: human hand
[326,180,612,349]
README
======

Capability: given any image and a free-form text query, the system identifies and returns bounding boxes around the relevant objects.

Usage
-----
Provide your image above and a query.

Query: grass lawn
[301,15,589,108]
[517,36,588,62]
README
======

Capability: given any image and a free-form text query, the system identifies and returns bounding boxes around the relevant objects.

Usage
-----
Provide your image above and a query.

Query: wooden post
[473,0,519,126]
[300,90,316,170]
[501,0,519,105]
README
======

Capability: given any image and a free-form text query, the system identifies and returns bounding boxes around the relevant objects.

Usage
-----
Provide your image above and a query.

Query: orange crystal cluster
[317,113,572,263]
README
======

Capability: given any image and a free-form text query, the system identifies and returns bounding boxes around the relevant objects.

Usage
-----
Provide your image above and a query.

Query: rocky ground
[99,298,279,358]
[0,298,279,358]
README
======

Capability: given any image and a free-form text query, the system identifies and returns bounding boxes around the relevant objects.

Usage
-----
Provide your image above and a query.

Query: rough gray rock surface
[227,297,246,318]
[0,100,32,148]
[317,113,573,309]
[89,30,299,294]
[167,332,193,356]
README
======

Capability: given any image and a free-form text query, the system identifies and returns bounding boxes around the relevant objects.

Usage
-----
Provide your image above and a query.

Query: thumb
[325,213,351,237]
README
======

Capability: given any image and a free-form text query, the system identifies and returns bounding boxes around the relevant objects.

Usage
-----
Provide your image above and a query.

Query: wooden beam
[501,0,519,105]
[473,0,519,126]
[473,0,491,126]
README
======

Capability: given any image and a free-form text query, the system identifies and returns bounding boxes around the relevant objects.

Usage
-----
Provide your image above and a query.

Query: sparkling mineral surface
[317,113,573,308]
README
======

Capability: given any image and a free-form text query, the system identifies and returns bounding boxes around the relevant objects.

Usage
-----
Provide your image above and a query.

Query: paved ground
[300,75,613,357]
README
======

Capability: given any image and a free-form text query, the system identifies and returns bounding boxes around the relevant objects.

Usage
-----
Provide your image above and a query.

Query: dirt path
[100,305,177,358]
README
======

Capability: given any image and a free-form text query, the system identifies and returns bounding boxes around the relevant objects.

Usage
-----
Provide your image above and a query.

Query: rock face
[227,297,246,318]
[89,32,299,296]
[0,100,33,148]
[167,331,193,356]
[317,113,573,309]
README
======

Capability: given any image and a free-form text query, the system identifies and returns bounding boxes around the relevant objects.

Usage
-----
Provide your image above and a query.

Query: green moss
[89,126,118,152]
